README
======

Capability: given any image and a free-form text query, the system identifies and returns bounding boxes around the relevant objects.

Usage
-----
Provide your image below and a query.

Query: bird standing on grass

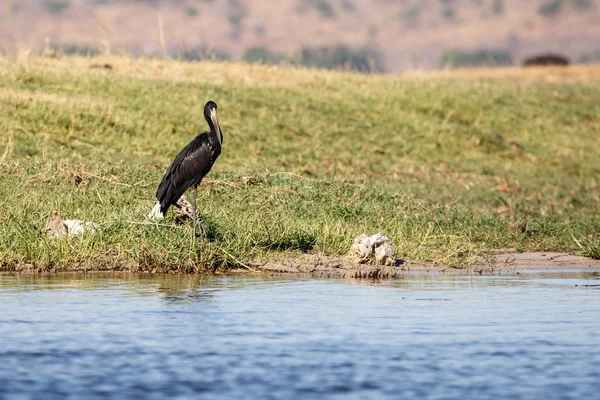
[148,101,223,238]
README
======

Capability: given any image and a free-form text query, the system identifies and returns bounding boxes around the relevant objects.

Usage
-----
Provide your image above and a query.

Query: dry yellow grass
[4,55,600,89]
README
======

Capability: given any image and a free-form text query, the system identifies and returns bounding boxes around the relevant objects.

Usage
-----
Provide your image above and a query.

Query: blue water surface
[0,271,599,399]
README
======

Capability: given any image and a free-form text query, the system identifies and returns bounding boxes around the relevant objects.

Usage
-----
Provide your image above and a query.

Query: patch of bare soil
[248,252,600,278]
[486,251,600,271]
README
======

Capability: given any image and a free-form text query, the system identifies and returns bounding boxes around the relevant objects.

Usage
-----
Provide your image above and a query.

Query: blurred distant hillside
[1,0,599,71]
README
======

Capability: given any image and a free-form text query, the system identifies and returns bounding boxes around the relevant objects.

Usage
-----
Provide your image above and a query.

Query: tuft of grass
[0,56,599,271]
[572,234,600,260]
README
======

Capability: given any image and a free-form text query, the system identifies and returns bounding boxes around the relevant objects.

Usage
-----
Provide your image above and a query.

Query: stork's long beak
[211,108,222,145]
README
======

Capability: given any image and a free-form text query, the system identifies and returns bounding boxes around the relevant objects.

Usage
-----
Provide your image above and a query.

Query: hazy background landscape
[1,0,599,71]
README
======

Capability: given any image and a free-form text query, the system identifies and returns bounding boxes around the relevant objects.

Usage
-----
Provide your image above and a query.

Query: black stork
[149,100,223,238]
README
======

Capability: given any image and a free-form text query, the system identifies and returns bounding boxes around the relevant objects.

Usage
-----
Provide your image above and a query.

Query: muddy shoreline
[247,251,600,278]
[3,252,599,278]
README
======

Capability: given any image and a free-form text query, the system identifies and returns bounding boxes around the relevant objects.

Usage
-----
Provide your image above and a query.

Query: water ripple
[0,272,599,399]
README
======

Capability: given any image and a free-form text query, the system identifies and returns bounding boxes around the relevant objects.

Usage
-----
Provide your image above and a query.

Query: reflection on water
[0,271,599,399]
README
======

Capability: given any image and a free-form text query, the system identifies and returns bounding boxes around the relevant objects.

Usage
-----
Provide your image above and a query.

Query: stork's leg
[192,185,197,241]
[191,185,206,240]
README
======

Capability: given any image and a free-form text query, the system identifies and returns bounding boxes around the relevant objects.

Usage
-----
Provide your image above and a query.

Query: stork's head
[204,101,222,145]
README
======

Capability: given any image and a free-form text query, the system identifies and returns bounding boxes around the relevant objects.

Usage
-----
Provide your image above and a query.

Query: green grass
[1,56,599,271]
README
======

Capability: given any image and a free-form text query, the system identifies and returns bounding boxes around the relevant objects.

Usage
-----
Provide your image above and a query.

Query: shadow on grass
[192,213,223,242]
[191,212,317,252]
[258,232,317,252]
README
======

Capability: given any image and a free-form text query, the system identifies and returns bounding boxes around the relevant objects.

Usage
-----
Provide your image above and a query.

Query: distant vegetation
[41,42,600,71]
[227,0,247,39]
[441,49,513,68]
[42,42,380,73]
[570,0,594,10]
[340,0,355,13]
[492,0,504,15]
[184,5,197,16]
[58,43,100,56]
[303,0,336,18]
[44,0,70,13]
[522,53,570,66]
[177,47,231,62]
[43,42,231,61]
[9,0,24,13]
[539,0,594,16]
[399,5,422,27]
[441,5,456,19]
[538,0,563,15]
[9,0,599,72]
[579,50,600,64]
[243,44,382,72]
[46,43,100,56]
[295,45,382,72]
[243,46,283,64]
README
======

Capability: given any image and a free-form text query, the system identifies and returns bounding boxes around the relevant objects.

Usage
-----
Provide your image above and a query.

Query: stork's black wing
[156,132,221,215]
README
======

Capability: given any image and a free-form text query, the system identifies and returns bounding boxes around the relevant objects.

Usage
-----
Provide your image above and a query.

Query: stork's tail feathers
[148,202,164,221]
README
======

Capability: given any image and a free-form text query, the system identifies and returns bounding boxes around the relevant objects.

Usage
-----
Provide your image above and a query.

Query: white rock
[63,220,99,237]
[45,215,100,239]
[375,242,395,264]
[348,232,396,266]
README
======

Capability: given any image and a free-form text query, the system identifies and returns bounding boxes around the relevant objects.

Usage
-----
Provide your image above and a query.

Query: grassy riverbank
[1,56,599,272]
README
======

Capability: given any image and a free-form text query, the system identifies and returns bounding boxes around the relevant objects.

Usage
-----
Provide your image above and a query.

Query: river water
[0,271,599,399]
